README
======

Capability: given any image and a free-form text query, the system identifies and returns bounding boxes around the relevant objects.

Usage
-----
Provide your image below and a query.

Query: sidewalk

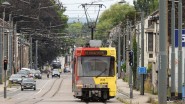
[117,79,158,104]
[0,81,20,95]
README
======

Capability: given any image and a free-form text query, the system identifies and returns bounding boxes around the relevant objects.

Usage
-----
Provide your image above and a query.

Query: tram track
[14,77,63,104]
[51,78,63,97]
[33,77,64,104]
[40,78,58,97]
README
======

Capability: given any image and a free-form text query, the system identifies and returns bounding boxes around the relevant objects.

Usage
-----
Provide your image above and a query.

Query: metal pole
[4,69,6,98]
[118,26,121,78]
[0,28,2,83]
[91,27,94,40]
[171,0,175,97]
[129,21,133,98]
[20,36,22,69]
[9,14,13,75]
[13,23,17,73]
[126,19,129,75]
[123,28,125,63]
[178,0,182,99]
[158,0,167,103]
[0,10,4,83]
[137,23,140,90]
[35,40,38,70]
[140,11,144,95]
[29,35,32,69]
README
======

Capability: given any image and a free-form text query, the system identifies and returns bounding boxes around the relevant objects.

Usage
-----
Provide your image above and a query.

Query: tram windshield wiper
[96,68,108,78]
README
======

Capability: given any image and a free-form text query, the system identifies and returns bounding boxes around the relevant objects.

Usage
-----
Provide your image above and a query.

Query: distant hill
[68,17,96,24]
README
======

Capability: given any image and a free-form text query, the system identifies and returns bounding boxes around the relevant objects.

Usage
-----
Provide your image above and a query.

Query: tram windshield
[77,56,115,77]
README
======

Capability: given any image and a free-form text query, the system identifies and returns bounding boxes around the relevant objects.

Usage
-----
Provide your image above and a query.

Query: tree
[95,3,135,42]
[67,22,88,46]
[133,0,158,14]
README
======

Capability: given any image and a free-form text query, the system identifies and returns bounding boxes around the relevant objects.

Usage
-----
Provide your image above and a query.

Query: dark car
[34,70,42,79]
[9,74,23,84]
[21,78,36,91]
[52,69,60,78]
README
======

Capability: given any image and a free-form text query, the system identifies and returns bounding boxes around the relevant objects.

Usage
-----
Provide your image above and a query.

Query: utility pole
[0,26,2,84]
[158,0,167,103]
[35,40,38,70]
[123,28,126,63]
[129,21,133,98]
[178,0,182,99]
[171,0,175,97]
[118,26,121,78]
[9,14,13,75]
[140,11,144,95]
[29,34,32,69]
[0,1,10,84]
[19,33,22,69]
[137,23,140,90]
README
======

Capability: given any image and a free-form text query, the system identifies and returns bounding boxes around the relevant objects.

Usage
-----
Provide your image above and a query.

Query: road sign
[175,29,185,47]
[138,67,147,74]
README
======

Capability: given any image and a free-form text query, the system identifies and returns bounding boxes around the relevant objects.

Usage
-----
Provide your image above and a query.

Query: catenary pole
[129,21,133,98]
[118,26,121,78]
[171,0,175,97]
[158,0,167,103]
[35,40,38,70]
[137,23,140,90]
[140,11,144,95]
[9,14,13,76]
[178,0,182,99]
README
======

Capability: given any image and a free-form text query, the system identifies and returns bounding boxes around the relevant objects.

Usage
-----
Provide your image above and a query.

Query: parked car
[17,70,30,78]
[34,70,42,79]
[21,78,36,91]
[9,74,23,84]
[52,69,60,78]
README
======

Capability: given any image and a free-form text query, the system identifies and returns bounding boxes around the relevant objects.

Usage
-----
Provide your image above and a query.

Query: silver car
[9,74,23,84]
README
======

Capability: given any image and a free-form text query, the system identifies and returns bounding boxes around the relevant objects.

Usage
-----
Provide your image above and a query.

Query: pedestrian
[47,70,50,78]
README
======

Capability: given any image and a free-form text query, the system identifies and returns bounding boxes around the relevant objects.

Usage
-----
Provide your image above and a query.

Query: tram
[72,40,117,101]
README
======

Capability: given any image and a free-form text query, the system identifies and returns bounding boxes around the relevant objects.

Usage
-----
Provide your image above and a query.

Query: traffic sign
[175,29,185,47]
[138,67,147,74]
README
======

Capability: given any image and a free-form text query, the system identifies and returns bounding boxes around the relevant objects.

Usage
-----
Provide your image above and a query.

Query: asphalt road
[0,73,124,104]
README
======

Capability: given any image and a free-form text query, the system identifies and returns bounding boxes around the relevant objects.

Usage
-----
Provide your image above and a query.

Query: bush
[144,77,152,93]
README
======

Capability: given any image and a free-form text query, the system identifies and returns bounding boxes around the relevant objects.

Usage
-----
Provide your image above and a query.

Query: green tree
[95,3,135,42]
[66,22,88,46]
[133,0,159,14]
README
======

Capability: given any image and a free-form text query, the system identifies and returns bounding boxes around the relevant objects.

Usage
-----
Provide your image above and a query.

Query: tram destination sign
[85,50,107,56]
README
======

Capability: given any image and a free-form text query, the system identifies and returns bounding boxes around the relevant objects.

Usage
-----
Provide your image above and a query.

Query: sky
[60,0,133,20]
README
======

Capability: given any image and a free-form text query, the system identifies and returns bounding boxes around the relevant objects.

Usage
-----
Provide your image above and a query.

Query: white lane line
[34,80,49,95]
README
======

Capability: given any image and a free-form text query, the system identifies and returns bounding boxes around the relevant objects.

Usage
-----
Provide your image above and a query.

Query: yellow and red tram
[72,43,117,101]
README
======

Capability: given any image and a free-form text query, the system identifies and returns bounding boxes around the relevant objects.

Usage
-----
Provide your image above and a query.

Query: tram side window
[109,57,115,76]
[77,57,83,76]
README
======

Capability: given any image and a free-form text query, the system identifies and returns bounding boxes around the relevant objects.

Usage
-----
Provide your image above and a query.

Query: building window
[149,54,153,58]
[148,32,153,51]
[148,20,152,28]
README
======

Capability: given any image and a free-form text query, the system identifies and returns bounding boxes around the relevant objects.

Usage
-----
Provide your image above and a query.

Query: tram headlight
[76,80,83,89]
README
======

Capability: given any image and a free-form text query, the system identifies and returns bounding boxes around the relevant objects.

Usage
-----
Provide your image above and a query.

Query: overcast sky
[60,0,133,19]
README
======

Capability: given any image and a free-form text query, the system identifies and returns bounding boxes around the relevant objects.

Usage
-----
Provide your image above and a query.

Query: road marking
[34,80,49,95]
